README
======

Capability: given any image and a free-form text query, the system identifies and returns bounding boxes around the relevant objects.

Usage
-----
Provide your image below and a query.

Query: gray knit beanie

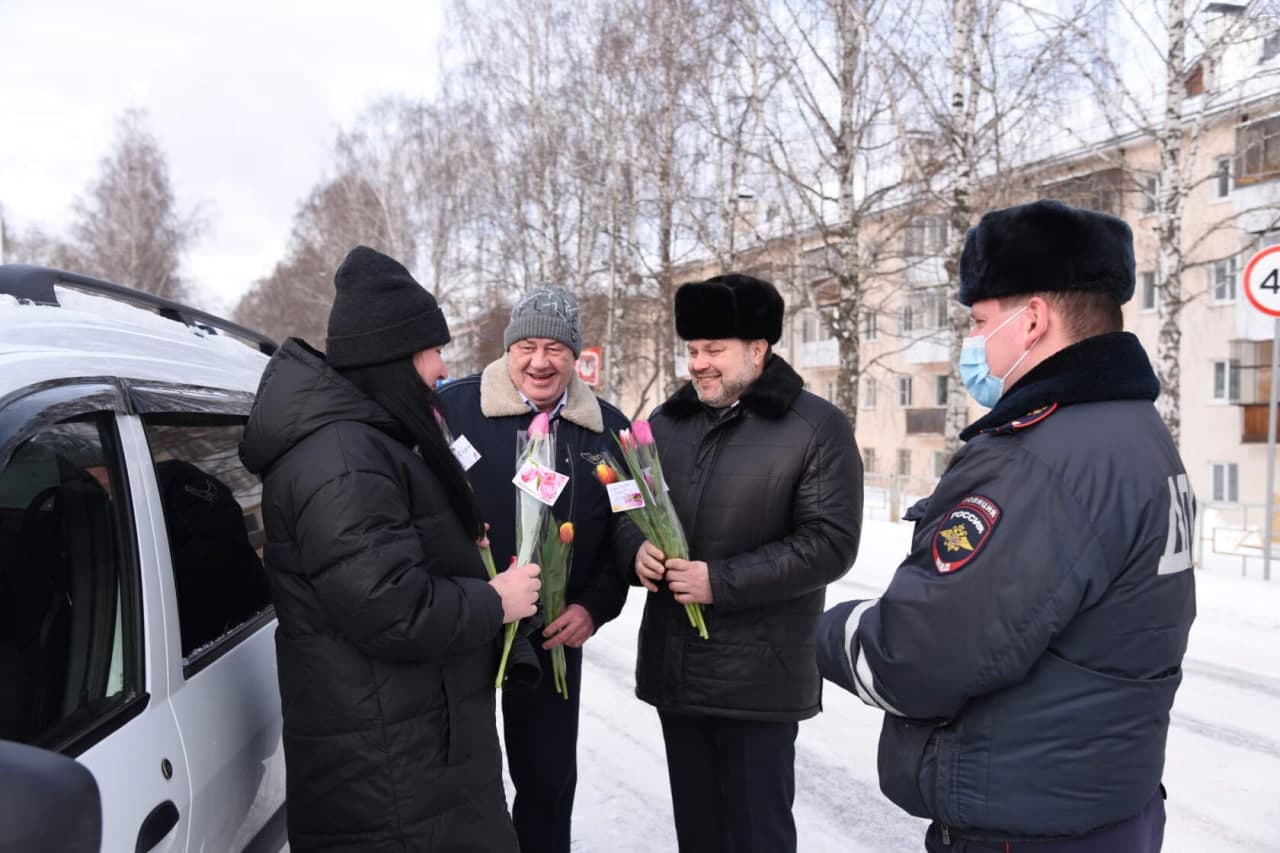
[503,284,582,356]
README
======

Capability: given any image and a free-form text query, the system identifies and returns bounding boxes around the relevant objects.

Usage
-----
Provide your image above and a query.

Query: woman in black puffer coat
[239,247,540,853]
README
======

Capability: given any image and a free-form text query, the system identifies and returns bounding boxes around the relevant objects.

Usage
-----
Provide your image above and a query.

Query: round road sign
[1243,245,1280,318]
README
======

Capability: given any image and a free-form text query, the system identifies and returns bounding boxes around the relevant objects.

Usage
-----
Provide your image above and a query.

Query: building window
[1141,271,1157,311]
[897,449,912,477]
[934,374,948,406]
[1142,176,1159,213]
[863,448,876,473]
[1234,115,1280,187]
[1215,157,1232,198]
[864,378,877,409]
[900,303,915,334]
[1212,359,1241,402]
[898,376,913,407]
[1213,256,1238,302]
[932,450,950,478]
[1262,29,1280,64]
[827,381,836,402]
[904,215,949,256]
[863,311,877,341]
[931,289,949,329]
[1184,63,1205,97]
[1041,169,1123,215]
[1212,462,1239,503]
[800,312,818,344]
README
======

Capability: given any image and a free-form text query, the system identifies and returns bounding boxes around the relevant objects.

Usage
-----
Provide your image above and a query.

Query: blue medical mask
[959,306,1034,408]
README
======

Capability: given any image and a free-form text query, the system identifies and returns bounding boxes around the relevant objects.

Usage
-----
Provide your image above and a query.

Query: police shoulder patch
[989,402,1059,435]
[932,494,1002,574]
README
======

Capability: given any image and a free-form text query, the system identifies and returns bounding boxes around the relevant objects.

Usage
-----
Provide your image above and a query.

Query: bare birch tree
[1032,0,1280,443]
[742,0,916,431]
[63,109,203,301]
[870,0,1082,454]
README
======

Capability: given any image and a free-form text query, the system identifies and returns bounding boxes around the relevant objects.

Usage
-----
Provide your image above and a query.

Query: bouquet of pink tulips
[496,411,558,687]
[605,420,708,639]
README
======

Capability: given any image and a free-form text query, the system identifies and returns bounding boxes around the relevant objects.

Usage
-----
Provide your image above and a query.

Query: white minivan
[0,265,286,852]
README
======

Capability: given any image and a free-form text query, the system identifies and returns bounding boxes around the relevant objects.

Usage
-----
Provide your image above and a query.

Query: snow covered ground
[530,517,1280,853]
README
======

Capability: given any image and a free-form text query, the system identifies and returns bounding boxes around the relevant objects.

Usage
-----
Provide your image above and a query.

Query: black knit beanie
[326,246,451,368]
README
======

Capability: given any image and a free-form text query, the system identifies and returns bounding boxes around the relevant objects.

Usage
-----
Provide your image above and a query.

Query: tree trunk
[1156,0,1188,447]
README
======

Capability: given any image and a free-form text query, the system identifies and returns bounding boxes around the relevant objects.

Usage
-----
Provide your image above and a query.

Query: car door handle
[135,800,180,853]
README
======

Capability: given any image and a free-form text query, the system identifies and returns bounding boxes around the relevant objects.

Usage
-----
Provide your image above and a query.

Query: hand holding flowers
[663,558,712,605]
[496,412,556,687]
[538,519,575,699]
[601,420,709,639]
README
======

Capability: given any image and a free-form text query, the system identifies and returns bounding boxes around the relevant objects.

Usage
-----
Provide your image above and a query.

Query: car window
[0,413,140,750]
[141,414,272,667]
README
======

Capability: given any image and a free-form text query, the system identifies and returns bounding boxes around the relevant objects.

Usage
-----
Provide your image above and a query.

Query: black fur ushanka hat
[957,199,1135,307]
[674,273,785,344]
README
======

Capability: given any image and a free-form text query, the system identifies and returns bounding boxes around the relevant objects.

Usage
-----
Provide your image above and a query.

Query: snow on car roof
[0,285,269,398]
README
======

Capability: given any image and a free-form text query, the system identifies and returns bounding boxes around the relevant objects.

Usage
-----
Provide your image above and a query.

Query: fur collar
[478,358,604,433]
[661,354,805,421]
[961,331,1160,441]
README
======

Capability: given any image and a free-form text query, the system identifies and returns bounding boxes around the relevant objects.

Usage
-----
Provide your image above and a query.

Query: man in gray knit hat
[436,284,632,853]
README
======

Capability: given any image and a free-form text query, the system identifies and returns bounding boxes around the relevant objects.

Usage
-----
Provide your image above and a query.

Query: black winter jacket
[818,332,1196,840]
[239,340,516,853]
[628,355,863,720]
[437,359,631,631]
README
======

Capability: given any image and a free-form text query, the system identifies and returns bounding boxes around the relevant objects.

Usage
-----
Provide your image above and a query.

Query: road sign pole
[1242,245,1280,582]
[1266,318,1279,582]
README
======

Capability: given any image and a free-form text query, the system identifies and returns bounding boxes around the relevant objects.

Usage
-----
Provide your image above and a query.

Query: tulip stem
[496,620,517,688]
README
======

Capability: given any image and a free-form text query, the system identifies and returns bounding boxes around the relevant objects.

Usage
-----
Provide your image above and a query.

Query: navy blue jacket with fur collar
[438,360,632,630]
[817,332,1196,840]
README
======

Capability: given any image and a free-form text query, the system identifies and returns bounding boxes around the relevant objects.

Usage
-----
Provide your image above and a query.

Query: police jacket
[240,340,516,853]
[630,355,863,720]
[437,359,631,631]
[817,332,1196,840]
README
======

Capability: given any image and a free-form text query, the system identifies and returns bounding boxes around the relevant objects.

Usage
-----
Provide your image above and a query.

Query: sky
[0,1,446,315]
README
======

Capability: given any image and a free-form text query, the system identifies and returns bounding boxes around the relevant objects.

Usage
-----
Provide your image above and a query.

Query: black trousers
[657,711,799,853]
[923,788,1166,853]
[502,643,583,853]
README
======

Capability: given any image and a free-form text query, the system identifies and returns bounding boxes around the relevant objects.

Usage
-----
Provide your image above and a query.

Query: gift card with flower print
[449,435,482,470]
[606,480,646,512]
[513,459,570,506]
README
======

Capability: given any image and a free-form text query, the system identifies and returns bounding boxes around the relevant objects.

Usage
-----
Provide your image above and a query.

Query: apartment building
[618,26,1280,538]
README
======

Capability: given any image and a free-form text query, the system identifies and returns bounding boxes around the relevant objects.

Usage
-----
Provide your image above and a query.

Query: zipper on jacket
[931,730,949,846]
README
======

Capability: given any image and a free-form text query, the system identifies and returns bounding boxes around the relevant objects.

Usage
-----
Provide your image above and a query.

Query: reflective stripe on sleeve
[843,598,906,717]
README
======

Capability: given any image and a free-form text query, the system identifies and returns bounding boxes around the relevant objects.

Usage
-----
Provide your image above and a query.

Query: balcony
[798,338,839,368]
[904,256,947,289]
[902,331,951,364]
[906,407,946,435]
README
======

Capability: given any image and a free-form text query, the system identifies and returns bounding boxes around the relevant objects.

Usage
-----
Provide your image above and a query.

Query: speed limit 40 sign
[1244,245,1280,317]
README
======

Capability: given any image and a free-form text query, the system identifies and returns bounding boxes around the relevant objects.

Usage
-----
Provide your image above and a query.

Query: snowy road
[534,519,1280,853]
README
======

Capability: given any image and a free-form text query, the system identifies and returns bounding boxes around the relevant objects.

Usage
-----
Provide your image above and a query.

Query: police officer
[817,199,1195,852]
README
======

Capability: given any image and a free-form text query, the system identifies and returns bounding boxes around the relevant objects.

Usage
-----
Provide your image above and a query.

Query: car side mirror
[0,739,102,853]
